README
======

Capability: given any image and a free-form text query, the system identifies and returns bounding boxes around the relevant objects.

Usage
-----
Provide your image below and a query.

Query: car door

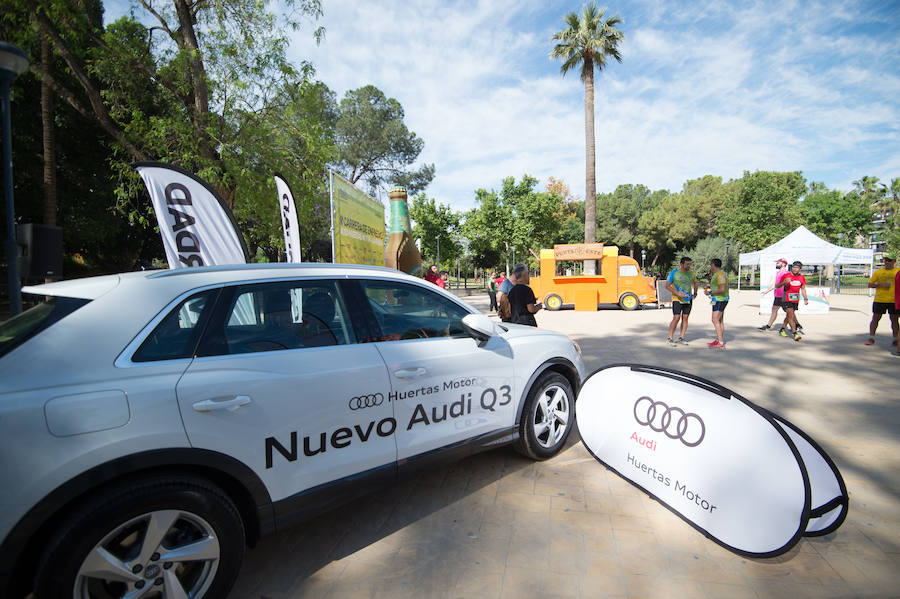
[354,278,516,461]
[175,279,396,505]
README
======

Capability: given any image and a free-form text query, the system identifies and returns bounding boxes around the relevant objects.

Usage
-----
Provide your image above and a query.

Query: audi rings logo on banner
[633,396,705,447]
[349,393,384,410]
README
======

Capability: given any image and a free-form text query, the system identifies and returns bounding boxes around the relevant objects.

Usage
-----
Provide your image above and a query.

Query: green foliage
[715,170,806,249]
[462,175,567,271]
[636,176,730,272]
[800,184,872,243]
[596,184,664,256]
[679,237,740,281]
[409,194,461,268]
[228,80,338,261]
[335,85,434,196]
[550,2,624,83]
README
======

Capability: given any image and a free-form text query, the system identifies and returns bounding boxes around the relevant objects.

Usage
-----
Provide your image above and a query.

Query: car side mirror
[461,314,496,346]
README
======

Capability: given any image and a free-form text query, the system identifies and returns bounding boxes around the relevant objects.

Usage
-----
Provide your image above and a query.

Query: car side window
[133,290,218,362]
[359,280,471,341]
[206,280,355,355]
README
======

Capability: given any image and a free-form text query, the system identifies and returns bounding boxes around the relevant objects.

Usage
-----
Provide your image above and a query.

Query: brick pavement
[232,290,900,598]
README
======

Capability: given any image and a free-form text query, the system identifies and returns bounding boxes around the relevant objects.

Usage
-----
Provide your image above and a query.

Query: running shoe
[667,338,677,347]
[794,333,802,342]
[780,329,787,337]
[757,324,770,331]
[677,337,689,345]
[864,338,875,345]
[707,340,725,349]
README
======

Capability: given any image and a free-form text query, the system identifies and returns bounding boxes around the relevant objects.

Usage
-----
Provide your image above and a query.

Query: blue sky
[109,0,900,212]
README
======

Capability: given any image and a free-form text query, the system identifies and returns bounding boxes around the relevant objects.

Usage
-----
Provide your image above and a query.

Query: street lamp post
[436,234,440,269]
[641,249,646,274]
[1,42,29,317]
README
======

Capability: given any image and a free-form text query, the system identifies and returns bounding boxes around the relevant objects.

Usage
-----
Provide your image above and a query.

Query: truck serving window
[0,296,91,358]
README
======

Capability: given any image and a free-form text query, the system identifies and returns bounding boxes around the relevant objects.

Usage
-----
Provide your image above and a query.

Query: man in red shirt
[778,261,808,341]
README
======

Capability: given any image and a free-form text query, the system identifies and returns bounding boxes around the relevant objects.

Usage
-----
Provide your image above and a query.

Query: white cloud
[108,0,895,208]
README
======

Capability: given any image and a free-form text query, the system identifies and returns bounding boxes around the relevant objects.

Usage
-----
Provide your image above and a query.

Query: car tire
[544,293,563,311]
[619,293,640,311]
[515,372,574,460]
[34,474,245,599]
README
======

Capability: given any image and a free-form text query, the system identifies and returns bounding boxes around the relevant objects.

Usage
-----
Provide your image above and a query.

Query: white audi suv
[0,263,584,598]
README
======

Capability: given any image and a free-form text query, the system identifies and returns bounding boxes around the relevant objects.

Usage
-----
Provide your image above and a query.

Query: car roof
[22,263,427,300]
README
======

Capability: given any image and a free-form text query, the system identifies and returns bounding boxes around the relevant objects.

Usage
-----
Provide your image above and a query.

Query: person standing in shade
[488,271,499,312]
[437,271,448,290]
[778,261,807,341]
[705,258,729,349]
[864,254,899,346]
[507,263,542,326]
[497,270,517,322]
[665,256,699,346]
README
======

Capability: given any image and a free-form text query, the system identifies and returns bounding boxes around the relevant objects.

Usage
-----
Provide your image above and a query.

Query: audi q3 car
[0,263,584,598]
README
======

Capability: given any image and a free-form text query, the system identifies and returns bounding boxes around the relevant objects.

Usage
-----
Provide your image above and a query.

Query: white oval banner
[765,410,848,536]
[577,364,827,557]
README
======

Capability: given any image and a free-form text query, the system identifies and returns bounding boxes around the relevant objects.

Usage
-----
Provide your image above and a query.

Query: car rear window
[0,296,91,358]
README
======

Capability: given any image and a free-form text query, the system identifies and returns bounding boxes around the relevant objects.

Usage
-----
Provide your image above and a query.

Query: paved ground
[232,290,900,599]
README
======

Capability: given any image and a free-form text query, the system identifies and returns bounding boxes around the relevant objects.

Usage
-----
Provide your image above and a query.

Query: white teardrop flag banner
[577,364,848,557]
[274,174,301,263]
[135,162,248,268]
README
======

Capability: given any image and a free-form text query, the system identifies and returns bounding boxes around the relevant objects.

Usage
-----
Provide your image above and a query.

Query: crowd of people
[428,252,900,356]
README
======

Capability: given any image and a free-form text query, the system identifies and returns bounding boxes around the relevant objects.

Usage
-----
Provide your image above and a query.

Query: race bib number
[787,292,800,302]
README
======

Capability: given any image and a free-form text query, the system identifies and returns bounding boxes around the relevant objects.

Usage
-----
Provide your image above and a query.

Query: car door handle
[394,367,427,379]
[192,395,252,413]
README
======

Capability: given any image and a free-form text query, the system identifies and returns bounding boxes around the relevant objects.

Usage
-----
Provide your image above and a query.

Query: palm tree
[878,177,900,230]
[551,3,624,274]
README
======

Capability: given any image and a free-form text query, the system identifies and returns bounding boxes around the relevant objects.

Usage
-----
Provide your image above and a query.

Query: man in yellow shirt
[865,254,898,346]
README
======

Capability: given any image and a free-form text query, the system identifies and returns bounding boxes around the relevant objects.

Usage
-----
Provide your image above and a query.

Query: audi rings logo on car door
[349,393,384,410]
[633,396,705,447]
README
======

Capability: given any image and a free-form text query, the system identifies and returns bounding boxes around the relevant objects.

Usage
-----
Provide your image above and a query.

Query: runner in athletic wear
[864,254,898,346]
[759,257,803,334]
[778,261,807,341]
[665,256,699,346]
[705,258,729,349]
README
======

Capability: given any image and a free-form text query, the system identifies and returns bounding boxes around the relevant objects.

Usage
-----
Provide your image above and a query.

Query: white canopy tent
[737,226,874,290]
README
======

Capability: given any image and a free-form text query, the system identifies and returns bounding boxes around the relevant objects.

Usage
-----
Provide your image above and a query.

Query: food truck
[529,243,657,311]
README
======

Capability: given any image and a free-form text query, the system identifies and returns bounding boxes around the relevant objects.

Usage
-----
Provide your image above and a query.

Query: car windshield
[0,296,91,359]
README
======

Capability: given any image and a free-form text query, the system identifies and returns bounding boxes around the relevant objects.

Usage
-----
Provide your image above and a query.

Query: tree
[800,183,872,244]
[877,177,899,230]
[409,193,460,268]
[229,80,338,261]
[8,0,331,265]
[335,85,434,197]
[550,2,623,274]
[682,237,739,280]
[462,175,566,273]
[594,184,662,257]
[716,171,806,249]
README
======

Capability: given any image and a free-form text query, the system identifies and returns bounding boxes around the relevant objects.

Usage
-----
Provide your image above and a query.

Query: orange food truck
[529,243,657,311]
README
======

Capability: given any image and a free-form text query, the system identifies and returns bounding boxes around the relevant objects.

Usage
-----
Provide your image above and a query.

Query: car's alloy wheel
[73,510,220,598]
[34,476,244,599]
[516,372,574,460]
